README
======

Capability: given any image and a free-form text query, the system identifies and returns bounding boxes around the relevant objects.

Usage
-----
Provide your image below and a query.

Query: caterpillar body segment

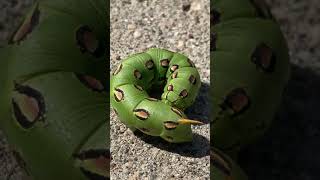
[111,48,201,143]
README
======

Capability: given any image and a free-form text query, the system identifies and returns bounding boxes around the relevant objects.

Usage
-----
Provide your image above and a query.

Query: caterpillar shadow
[185,82,210,124]
[133,130,210,158]
[238,64,320,180]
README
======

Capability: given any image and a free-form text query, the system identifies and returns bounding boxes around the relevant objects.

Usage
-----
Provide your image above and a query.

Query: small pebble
[133,30,142,38]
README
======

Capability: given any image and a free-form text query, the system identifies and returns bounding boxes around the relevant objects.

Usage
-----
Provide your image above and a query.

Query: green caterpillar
[211,0,290,179]
[211,0,290,154]
[0,0,109,179]
[110,48,203,143]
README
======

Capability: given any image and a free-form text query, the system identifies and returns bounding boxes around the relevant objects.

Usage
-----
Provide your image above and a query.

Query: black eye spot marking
[171,107,183,117]
[145,60,154,70]
[134,84,144,91]
[134,70,142,79]
[10,3,40,43]
[133,109,150,120]
[73,149,110,180]
[179,89,188,98]
[113,64,123,76]
[114,88,124,102]
[189,75,196,84]
[220,88,250,116]
[76,74,105,92]
[12,84,45,129]
[76,25,104,58]
[172,72,178,79]
[164,121,179,130]
[160,59,170,67]
[251,43,276,73]
[170,65,179,72]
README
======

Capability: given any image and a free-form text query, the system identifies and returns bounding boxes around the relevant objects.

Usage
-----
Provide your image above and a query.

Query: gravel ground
[1,0,320,179]
[110,0,210,179]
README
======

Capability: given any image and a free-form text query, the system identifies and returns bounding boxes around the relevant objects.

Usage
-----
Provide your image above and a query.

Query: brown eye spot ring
[160,59,170,67]
[145,60,154,70]
[134,84,144,91]
[134,70,142,79]
[76,74,104,92]
[12,84,46,129]
[10,3,40,43]
[179,89,188,98]
[76,25,104,57]
[133,109,150,120]
[171,107,183,117]
[73,149,110,179]
[189,75,196,84]
[172,72,178,79]
[251,43,276,73]
[220,88,250,116]
[113,63,123,76]
[170,65,179,72]
[114,88,124,102]
[164,121,179,130]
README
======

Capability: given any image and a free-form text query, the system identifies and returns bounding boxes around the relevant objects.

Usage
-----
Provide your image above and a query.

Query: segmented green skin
[211,148,248,180]
[211,0,290,155]
[110,48,201,143]
[0,0,109,179]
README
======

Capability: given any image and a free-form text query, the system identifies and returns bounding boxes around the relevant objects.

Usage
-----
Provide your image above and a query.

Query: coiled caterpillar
[0,0,109,179]
[110,48,203,143]
[211,0,290,154]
